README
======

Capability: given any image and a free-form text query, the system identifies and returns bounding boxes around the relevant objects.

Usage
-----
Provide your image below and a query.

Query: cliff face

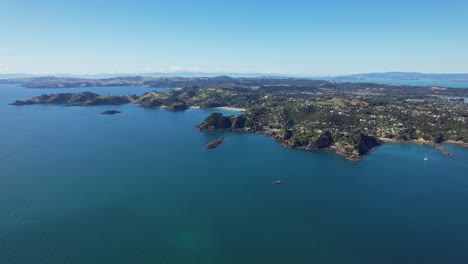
[196,113,247,131]
[196,113,234,130]
[335,133,381,161]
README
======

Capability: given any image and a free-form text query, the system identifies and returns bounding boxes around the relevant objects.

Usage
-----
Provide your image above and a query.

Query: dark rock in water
[206,138,225,149]
[442,151,454,157]
[101,110,122,115]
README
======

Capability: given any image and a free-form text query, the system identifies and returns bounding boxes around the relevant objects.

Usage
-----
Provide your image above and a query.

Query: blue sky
[1,0,467,75]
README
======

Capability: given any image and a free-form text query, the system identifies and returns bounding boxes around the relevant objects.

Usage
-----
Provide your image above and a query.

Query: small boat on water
[424,155,429,161]
[273,180,282,185]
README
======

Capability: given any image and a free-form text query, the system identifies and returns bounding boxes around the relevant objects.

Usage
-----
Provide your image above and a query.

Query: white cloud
[140,66,293,75]
[0,67,11,73]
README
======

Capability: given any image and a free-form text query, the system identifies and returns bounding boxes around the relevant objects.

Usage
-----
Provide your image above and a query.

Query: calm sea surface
[0,84,467,263]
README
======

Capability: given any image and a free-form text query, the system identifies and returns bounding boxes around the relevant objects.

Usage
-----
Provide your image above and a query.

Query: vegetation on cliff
[196,113,233,130]
[163,97,189,111]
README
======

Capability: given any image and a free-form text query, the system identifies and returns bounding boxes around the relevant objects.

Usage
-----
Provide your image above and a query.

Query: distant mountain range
[335,72,468,82]
[2,71,468,83]
[0,72,290,80]
[0,75,302,89]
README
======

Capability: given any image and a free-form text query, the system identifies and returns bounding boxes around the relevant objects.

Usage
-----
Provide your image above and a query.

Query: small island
[101,110,122,115]
[206,138,225,149]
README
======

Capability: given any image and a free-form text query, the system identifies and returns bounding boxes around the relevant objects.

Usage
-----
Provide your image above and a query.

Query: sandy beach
[445,140,468,147]
[213,106,246,112]
[379,138,432,144]
[379,137,468,148]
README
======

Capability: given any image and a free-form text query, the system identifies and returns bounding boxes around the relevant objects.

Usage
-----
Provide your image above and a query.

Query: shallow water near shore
[0,84,467,263]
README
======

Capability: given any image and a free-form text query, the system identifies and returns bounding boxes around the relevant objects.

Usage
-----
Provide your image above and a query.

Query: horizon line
[2,70,468,78]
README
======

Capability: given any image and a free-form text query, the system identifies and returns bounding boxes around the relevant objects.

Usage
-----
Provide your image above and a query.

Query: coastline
[200,126,368,162]
[445,140,468,147]
[213,106,246,112]
[189,106,246,111]
[379,137,468,148]
[379,137,434,145]
[200,126,467,161]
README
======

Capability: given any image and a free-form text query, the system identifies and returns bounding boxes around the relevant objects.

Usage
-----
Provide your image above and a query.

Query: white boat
[424,155,429,161]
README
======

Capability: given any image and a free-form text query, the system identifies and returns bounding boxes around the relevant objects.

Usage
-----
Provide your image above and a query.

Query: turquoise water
[0,84,467,263]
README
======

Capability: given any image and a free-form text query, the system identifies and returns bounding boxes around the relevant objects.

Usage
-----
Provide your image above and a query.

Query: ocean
[0,84,467,263]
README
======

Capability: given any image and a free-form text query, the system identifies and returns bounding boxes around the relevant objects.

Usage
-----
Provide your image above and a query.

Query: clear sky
[1,0,467,75]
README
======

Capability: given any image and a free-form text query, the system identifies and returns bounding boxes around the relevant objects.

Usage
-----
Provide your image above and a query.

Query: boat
[273,180,282,184]
[424,155,429,161]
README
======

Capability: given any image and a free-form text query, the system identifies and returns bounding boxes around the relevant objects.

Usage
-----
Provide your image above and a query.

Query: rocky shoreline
[196,113,468,161]
[198,123,464,161]
[257,130,466,160]
[196,113,381,161]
